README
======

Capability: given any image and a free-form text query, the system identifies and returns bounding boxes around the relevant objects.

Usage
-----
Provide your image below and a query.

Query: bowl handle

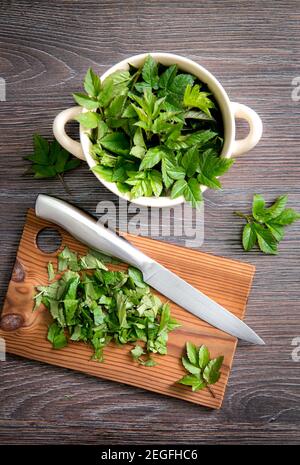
[53,106,86,160]
[231,102,263,156]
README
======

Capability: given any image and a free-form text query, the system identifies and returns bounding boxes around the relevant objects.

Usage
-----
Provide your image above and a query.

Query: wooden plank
[0,210,255,409]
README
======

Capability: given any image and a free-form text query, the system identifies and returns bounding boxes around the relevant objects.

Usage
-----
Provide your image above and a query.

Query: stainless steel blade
[143,262,265,345]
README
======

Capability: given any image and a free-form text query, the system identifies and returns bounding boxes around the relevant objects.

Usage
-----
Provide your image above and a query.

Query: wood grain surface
[0,210,255,410]
[0,0,299,445]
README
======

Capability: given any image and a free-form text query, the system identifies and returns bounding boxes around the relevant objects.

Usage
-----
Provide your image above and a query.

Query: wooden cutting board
[0,209,255,409]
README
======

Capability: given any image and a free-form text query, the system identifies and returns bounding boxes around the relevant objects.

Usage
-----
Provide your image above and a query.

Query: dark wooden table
[0,0,299,445]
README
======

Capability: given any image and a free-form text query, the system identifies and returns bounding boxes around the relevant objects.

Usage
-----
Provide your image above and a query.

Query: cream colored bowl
[53,53,263,207]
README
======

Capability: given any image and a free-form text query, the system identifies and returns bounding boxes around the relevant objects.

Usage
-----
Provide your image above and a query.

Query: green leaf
[252,194,266,222]
[33,134,49,163]
[162,153,186,181]
[47,262,55,281]
[100,132,130,155]
[158,64,177,90]
[184,110,214,121]
[169,74,194,96]
[161,158,174,189]
[115,292,127,328]
[80,253,108,271]
[254,223,278,254]
[93,306,104,326]
[58,247,79,272]
[63,158,81,172]
[133,127,146,147]
[143,358,157,367]
[198,150,234,189]
[159,303,171,334]
[84,68,101,97]
[76,111,101,129]
[203,356,224,384]
[186,341,198,365]
[271,208,300,225]
[97,79,114,108]
[242,223,257,251]
[73,92,99,110]
[183,84,215,116]
[139,146,164,170]
[264,195,288,219]
[184,130,217,149]
[142,55,159,88]
[148,170,163,197]
[32,165,57,178]
[128,267,147,288]
[198,345,210,370]
[181,356,201,375]
[178,374,205,391]
[266,222,284,242]
[106,95,127,118]
[122,103,137,118]
[181,146,199,177]
[131,344,145,360]
[253,194,288,222]
[92,165,113,181]
[47,322,68,349]
[184,178,202,208]
[171,179,187,199]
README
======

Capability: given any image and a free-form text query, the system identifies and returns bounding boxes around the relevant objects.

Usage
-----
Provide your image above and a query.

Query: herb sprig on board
[177,342,224,397]
[73,56,232,207]
[235,194,300,254]
[34,246,180,364]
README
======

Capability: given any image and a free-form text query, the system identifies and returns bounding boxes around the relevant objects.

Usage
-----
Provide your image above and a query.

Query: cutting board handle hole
[36,227,62,254]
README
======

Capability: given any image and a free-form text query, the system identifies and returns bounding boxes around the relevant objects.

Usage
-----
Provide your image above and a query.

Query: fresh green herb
[235,194,300,254]
[47,262,55,281]
[34,246,180,364]
[177,342,224,397]
[24,135,81,192]
[47,322,68,349]
[73,56,230,207]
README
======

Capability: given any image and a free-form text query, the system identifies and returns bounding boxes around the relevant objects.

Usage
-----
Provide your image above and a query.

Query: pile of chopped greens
[34,246,180,365]
[73,55,233,207]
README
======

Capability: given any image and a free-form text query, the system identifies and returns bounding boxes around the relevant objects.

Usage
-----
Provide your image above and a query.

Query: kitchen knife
[35,194,264,345]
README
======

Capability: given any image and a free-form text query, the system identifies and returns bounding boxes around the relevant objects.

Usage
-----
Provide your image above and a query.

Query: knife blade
[35,194,264,345]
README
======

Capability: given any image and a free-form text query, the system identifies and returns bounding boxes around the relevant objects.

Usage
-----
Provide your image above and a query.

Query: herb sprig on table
[177,342,224,397]
[24,134,81,193]
[34,246,180,364]
[235,194,300,254]
[73,55,232,207]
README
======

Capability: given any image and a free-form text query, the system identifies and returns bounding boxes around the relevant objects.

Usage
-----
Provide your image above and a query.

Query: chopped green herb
[177,342,224,397]
[73,56,229,207]
[47,262,55,281]
[235,194,300,254]
[34,246,180,364]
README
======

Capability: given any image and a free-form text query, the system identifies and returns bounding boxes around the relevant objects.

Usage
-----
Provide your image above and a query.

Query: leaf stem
[234,211,253,222]
[206,384,216,398]
[57,173,72,196]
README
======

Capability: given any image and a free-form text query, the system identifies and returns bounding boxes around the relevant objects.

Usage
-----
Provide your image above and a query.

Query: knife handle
[35,195,153,270]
